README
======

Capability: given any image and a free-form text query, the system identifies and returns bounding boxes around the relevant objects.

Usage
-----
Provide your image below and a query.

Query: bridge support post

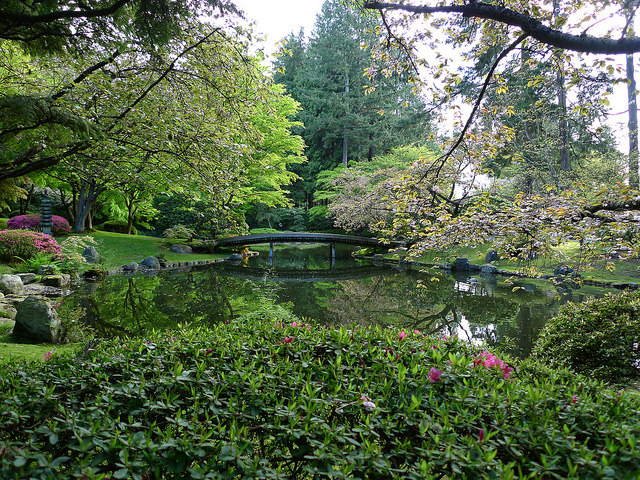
[269,243,274,266]
[330,243,336,268]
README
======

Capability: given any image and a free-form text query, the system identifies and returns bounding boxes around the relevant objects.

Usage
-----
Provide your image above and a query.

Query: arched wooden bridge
[215,232,405,268]
[215,232,405,249]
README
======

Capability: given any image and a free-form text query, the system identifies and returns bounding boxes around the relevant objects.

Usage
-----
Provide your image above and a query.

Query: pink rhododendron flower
[284,336,293,344]
[292,322,298,327]
[399,331,407,340]
[43,350,54,361]
[414,330,421,335]
[7,214,71,235]
[428,367,443,382]
[474,350,514,380]
[0,229,62,261]
[572,395,578,404]
[479,428,485,442]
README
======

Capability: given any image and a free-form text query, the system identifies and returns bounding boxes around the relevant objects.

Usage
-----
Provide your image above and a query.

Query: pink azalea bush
[474,350,514,379]
[0,229,63,262]
[7,214,71,235]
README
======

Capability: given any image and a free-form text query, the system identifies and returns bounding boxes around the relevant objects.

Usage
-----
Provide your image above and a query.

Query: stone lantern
[40,191,53,235]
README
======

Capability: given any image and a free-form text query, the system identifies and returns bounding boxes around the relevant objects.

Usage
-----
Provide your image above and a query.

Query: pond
[64,244,610,358]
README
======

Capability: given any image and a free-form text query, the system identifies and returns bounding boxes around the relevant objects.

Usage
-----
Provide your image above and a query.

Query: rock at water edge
[140,256,160,269]
[13,296,61,343]
[82,246,100,264]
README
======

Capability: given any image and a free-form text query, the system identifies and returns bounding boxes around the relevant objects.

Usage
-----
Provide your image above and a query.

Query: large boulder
[170,244,193,254]
[12,296,61,343]
[82,246,100,264]
[481,264,498,274]
[140,256,160,269]
[485,250,499,263]
[0,275,24,295]
[122,262,139,273]
[453,257,470,272]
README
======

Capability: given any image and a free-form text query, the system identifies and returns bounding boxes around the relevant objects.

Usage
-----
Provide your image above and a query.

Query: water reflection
[64,244,606,358]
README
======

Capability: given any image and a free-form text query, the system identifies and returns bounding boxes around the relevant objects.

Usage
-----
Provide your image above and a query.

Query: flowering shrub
[7,214,71,235]
[0,321,638,479]
[0,229,62,262]
[474,350,514,379]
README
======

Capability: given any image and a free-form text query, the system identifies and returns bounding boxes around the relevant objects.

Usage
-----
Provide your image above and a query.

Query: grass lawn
[404,241,640,284]
[74,230,227,270]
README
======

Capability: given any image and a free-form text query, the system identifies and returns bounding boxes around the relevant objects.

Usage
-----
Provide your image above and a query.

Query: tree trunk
[126,190,135,235]
[368,132,375,161]
[19,183,35,214]
[342,74,349,167]
[88,206,93,229]
[73,179,101,233]
[628,54,639,188]
[59,188,75,223]
[554,0,570,174]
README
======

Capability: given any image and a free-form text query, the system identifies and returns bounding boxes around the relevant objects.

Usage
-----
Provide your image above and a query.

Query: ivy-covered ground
[0,319,638,479]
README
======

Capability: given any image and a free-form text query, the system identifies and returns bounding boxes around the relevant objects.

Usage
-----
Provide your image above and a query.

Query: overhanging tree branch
[0,0,131,25]
[427,33,528,179]
[364,1,640,54]
[108,29,222,130]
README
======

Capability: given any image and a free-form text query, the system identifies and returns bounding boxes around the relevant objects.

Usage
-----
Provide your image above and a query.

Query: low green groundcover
[0,321,639,479]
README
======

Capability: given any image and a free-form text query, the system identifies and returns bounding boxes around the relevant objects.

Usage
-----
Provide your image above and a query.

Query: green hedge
[97,220,137,235]
[0,322,639,479]
[531,290,640,384]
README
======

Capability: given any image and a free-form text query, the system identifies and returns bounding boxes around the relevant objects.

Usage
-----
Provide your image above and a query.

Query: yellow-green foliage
[0,180,26,210]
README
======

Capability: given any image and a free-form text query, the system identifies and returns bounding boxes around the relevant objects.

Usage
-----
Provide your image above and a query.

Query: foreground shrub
[0,229,62,262]
[7,214,71,235]
[531,290,640,384]
[0,322,639,479]
[97,220,137,235]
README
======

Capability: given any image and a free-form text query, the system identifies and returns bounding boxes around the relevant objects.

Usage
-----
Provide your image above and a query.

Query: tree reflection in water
[63,245,607,357]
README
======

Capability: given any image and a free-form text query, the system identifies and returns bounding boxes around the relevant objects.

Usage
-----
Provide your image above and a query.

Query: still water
[65,244,608,358]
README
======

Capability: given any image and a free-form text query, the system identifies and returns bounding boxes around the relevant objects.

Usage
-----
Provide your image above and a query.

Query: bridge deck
[215,232,404,249]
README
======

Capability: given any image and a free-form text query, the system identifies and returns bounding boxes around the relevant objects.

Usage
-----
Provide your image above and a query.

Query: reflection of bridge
[216,233,405,267]
[221,265,398,283]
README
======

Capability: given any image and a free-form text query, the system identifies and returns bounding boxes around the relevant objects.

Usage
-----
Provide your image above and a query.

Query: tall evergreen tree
[273,0,431,207]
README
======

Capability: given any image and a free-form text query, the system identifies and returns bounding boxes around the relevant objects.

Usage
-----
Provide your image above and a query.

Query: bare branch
[51,49,122,101]
[428,33,528,180]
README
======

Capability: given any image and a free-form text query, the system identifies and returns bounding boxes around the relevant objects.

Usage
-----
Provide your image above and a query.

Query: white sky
[233,0,325,56]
